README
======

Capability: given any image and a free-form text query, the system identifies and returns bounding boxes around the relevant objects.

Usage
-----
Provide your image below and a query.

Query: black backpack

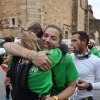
[10,57,39,100]
[10,44,68,100]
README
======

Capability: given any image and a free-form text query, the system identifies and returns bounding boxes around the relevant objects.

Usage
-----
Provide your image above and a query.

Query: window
[12,18,15,25]
[9,17,18,28]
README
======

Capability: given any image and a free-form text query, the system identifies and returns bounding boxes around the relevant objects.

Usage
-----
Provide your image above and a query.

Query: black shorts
[6,70,10,77]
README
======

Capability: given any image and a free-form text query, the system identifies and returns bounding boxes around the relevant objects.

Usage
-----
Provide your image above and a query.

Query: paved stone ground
[0,67,6,100]
[93,79,100,100]
[0,67,100,100]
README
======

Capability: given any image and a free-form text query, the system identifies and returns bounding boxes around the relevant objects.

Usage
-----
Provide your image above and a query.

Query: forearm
[3,59,9,64]
[3,56,12,64]
[3,42,51,69]
[56,86,75,99]
[91,82,100,89]
[55,81,76,100]
[3,42,32,59]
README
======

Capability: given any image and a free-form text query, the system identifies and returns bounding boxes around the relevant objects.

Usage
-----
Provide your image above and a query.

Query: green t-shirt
[27,48,62,94]
[51,53,79,96]
[6,52,13,69]
[90,48,100,58]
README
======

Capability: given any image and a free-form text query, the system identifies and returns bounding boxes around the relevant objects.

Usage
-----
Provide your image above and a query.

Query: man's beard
[73,48,80,54]
[74,49,79,54]
[73,46,82,54]
[88,45,93,49]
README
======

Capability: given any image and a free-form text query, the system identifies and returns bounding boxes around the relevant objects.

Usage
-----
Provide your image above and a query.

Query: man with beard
[3,24,79,100]
[88,39,100,58]
[68,31,100,100]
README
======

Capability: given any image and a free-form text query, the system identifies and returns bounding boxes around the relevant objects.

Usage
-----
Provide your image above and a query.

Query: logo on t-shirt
[29,65,38,74]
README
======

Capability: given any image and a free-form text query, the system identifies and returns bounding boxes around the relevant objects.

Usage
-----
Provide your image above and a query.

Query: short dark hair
[44,24,63,43]
[72,31,89,46]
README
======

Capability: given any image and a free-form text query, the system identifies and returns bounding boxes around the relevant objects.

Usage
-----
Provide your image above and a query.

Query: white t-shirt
[70,53,100,100]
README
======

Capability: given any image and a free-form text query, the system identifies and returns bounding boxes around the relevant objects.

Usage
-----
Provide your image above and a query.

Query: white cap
[89,39,95,44]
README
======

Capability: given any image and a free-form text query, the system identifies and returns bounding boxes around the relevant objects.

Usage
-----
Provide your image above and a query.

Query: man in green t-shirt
[4,24,79,100]
[88,39,100,58]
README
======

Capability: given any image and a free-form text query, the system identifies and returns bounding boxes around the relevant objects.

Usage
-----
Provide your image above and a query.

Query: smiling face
[41,27,61,50]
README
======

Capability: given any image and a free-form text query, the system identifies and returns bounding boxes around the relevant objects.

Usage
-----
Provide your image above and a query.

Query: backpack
[10,44,68,100]
[10,57,39,100]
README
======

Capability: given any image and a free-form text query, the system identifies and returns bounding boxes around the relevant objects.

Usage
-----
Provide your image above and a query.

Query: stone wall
[0,0,21,37]
[89,19,100,44]
[72,0,88,33]
[0,0,89,38]
[77,0,88,31]
[42,0,74,38]
[0,0,42,37]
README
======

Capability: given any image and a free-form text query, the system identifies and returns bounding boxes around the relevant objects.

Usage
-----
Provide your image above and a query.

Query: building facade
[0,0,89,38]
[88,5,100,45]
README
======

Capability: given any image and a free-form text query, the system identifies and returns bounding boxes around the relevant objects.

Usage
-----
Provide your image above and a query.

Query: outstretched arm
[3,42,51,70]
[3,42,31,58]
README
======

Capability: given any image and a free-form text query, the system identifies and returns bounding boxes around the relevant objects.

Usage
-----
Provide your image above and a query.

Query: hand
[68,45,74,53]
[76,80,89,90]
[32,51,52,71]
[3,56,7,60]
[45,97,55,100]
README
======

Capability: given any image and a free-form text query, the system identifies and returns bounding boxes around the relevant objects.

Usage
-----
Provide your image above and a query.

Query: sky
[88,0,100,19]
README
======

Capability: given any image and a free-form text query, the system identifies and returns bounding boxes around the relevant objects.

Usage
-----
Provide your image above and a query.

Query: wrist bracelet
[53,96,59,100]
[87,83,93,91]
[29,51,36,61]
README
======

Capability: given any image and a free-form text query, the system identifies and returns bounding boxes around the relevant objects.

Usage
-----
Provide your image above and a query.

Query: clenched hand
[32,51,52,71]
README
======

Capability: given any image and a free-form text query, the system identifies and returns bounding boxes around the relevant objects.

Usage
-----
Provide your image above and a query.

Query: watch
[87,83,93,91]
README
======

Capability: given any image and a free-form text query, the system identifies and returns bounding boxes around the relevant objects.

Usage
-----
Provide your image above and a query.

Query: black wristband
[87,83,93,91]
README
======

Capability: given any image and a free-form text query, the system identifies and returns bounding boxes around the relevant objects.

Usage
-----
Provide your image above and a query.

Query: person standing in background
[2,36,14,100]
[68,31,100,100]
[88,39,100,58]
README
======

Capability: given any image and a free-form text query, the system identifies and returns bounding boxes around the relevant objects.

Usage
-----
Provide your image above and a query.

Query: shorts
[6,70,10,77]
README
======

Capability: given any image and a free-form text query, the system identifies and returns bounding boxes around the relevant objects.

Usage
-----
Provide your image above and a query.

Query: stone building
[0,0,89,38]
[89,5,100,45]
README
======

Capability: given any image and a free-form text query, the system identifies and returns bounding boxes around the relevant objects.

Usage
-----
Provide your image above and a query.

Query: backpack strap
[19,62,32,93]
[10,56,21,87]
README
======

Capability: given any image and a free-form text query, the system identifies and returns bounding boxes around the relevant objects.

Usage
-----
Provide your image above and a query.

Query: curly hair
[21,21,42,63]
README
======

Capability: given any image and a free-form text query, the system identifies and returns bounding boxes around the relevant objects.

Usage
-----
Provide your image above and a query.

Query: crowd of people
[0,21,100,100]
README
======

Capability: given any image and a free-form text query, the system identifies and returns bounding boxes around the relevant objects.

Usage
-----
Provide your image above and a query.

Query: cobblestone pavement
[0,67,6,100]
[0,67,100,100]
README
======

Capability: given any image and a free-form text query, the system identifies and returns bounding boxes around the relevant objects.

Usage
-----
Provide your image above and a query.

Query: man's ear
[82,39,87,45]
